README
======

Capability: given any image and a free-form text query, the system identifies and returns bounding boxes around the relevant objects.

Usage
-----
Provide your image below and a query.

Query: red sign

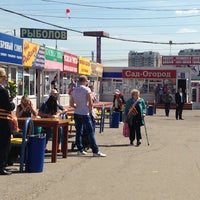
[122,69,176,79]
[162,56,200,65]
[63,52,78,73]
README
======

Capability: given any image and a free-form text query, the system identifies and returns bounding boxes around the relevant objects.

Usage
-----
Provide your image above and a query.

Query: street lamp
[83,31,109,63]
[169,40,172,55]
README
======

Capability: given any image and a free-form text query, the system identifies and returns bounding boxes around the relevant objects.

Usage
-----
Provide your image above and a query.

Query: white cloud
[177,28,198,33]
[176,8,200,15]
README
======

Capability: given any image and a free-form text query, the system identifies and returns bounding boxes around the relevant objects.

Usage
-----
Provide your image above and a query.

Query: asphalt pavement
[1,109,200,200]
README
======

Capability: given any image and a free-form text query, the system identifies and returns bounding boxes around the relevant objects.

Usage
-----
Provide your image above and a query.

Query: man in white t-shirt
[70,75,106,157]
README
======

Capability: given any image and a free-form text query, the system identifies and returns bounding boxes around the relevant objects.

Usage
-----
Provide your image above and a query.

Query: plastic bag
[123,122,130,137]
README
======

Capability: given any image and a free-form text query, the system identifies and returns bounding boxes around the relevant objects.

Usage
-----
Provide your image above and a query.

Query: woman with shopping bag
[123,89,146,146]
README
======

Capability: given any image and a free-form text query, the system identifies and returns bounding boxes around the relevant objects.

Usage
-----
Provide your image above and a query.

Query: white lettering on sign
[125,70,140,78]
[0,40,13,50]
[123,70,176,79]
[162,56,200,65]
[162,56,174,65]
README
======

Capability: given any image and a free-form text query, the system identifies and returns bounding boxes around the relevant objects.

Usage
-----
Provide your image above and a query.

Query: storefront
[42,47,63,104]
[101,67,192,105]
[23,40,45,107]
[0,33,38,108]
[62,52,79,105]
[191,81,200,109]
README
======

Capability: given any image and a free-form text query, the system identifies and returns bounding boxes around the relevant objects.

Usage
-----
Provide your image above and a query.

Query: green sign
[45,47,63,63]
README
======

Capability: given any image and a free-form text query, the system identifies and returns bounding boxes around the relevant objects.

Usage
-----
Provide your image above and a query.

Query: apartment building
[128,51,161,67]
[178,48,200,56]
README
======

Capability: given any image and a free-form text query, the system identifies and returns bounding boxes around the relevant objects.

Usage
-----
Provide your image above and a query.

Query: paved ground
[1,109,200,200]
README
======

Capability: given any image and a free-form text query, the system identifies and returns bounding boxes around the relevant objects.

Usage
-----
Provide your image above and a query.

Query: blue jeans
[74,114,99,153]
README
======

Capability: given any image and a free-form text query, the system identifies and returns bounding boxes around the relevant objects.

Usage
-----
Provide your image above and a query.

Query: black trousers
[165,103,171,116]
[176,103,184,119]
[129,122,142,142]
[0,119,12,169]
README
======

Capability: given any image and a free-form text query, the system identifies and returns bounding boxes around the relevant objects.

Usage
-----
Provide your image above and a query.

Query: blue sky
[1,0,200,66]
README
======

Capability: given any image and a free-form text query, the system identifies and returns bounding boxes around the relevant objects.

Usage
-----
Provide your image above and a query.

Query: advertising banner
[23,40,45,68]
[45,47,63,70]
[90,62,103,77]
[0,33,23,65]
[78,56,91,75]
[162,56,200,65]
[122,69,176,79]
[32,45,45,69]
[63,52,78,73]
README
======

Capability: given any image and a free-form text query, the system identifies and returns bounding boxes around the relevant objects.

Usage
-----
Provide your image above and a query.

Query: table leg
[62,124,68,158]
[51,125,58,163]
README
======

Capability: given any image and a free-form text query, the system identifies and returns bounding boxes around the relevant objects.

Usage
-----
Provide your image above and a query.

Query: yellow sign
[23,40,40,67]
[78,57,91,75]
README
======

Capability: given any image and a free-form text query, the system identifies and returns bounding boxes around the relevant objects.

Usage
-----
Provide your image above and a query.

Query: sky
[1,0,200,67]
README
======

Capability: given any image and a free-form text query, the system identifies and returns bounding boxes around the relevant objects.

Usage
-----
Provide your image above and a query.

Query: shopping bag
[123,122,130,137]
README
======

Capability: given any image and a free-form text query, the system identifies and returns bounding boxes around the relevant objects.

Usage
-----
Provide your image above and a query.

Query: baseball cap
[114,89,121,95]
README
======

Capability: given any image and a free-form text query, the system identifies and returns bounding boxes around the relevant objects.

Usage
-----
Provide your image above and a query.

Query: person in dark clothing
[51,74,58,91]
[38,90,68,152]
[113,89,126,122]
[162,89,173,117]
[0,68,15,175]
[175,87,186,120]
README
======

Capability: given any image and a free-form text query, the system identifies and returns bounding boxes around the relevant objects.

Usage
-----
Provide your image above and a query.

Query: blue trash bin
[148,105,154,116]
[110,112,120,128]
[26,134,46,173]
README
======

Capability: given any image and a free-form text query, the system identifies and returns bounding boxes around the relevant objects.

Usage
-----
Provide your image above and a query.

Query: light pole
[169,40,172,55]
[83,31,109,63]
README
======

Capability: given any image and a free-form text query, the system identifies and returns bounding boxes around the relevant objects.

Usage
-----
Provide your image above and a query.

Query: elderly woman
[0,68,15,175]
[123,89,146,146]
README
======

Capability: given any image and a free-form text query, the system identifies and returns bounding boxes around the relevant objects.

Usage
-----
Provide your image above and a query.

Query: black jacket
[175,92,186,105]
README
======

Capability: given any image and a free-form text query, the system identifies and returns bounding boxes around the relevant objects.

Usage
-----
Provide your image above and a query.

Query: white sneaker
[77,151,87,155]
[93,151,106,157]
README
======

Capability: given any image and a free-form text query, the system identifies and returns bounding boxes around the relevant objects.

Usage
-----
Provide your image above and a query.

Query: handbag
[123,122,130,137]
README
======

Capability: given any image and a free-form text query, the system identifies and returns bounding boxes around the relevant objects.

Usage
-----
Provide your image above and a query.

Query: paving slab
[1,109,200,200]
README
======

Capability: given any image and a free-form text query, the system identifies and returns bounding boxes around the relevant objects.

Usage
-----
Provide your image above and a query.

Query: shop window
[30,70,35,95]
[149,80,163,94]
[123,79,135,95]
[102,79,112,94]
[43,71,58,95]
[10,67,16,83]
[192,88,196,102]
[24,75,29,95]
[163,79,176,94]
[17,67,23,96]
[113,79,122,93]
[44,75,50,95]
[23,68,35,96]
[62,77,68,94]
[135,79,148,94]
